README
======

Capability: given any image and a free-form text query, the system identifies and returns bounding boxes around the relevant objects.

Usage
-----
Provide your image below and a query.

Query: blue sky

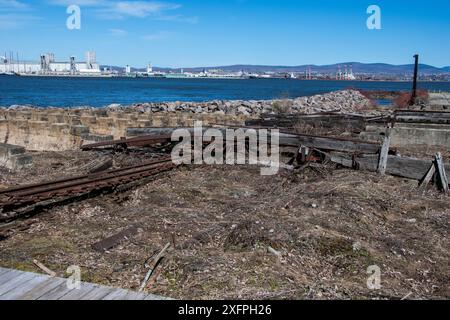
[0,0,449,68]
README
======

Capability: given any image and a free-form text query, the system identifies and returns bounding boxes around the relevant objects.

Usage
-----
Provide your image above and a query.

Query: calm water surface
[1,75,449,108]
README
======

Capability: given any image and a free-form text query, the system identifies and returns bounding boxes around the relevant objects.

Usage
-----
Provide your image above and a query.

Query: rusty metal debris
[0,156,176,221]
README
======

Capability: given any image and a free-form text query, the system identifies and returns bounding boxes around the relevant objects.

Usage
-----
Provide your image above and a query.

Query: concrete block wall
[360,123,450,147]
[0,108,251,151]
[0,143,33,170]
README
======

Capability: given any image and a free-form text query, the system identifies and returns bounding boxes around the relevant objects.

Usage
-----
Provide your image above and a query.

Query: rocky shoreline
[3,90,376,116]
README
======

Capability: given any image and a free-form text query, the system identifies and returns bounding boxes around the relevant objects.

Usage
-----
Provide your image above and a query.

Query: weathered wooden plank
[0,270,33,290]
[58,284,97,300]
[278,132,380,154]
[329,153,450,183]
[0,267,172,300]
[101,288,148,300]
[0,268,23,283]
[144,293,172,300]
[126,127,381,154]
[1,275,49,300]
[80,286,115,300]
[102,288,131,300]
[0,272,36,296]
[80,286,116,300]
[92,224,139,252]
[377,129,391,175]
[37,281,76,300]
[0,267,13,277]
[123,290,147,300]
[436,153,449,193]
[419,164,436,192]
[245,114,368,132]
[19,278,66,300]
[127,127,188,137]
[395,112,450,118]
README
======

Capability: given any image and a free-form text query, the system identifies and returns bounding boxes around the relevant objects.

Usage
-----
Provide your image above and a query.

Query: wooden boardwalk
[0,267,171,300]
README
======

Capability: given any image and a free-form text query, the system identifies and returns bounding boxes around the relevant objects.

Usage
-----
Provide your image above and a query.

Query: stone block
[70,125,90,136]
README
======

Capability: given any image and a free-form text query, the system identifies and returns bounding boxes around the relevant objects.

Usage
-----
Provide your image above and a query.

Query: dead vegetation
[0,151,449,300]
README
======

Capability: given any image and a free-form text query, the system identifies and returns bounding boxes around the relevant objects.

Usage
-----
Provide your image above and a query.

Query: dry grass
[0,151,449,300]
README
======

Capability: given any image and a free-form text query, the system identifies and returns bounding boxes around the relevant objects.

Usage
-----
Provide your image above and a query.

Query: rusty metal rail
[0,156,177,216]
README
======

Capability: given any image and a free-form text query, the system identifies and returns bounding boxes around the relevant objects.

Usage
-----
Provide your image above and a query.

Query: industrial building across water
[0,51,101,76]
[1,51,361,80]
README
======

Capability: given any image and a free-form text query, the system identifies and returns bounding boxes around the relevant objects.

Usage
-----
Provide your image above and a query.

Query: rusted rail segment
[0,156,176,217]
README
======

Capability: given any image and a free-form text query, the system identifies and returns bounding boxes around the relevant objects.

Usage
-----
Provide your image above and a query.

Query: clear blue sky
[1,0,449,68]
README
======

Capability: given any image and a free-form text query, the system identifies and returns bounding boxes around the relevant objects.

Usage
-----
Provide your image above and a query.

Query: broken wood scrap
[79,157,113,174]
[418,163,436,192]
[92,224,140,252]
[33,259,57,277]
[89,158,113,174]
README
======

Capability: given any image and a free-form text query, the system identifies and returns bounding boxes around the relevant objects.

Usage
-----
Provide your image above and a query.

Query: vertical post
[377,127,391,175]
[435,152,449,194]
[409,54,419,106]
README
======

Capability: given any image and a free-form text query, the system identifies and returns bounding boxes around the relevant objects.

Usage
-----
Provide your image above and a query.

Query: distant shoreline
[1,76,449,108]
[0,73,449,83]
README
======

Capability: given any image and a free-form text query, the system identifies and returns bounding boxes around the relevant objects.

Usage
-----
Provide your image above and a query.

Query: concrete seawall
[0,108,250,151]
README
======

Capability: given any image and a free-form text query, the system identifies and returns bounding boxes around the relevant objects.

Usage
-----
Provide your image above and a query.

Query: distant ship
[164,73,189,79]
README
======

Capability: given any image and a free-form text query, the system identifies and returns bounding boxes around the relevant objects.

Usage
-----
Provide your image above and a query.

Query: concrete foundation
[0,109,250,151]
[360,122,450,147]
[0,143,33,170]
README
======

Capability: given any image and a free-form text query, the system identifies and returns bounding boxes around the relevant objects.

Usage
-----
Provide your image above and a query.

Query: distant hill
[102,62,450,75]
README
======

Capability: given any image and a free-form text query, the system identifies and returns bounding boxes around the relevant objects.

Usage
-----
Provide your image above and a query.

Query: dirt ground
[0,150,449,300]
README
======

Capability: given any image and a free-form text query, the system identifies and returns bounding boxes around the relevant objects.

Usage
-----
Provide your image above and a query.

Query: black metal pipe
[409,54,419,106]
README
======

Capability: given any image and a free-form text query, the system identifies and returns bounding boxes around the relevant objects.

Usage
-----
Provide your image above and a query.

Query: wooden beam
[277,132,381,154]
[127,127,382,154]
[418,163,436,192]
[92,225,140,252]
[377,128,391,175]
[328,152,450,184]
[435,152,449,194]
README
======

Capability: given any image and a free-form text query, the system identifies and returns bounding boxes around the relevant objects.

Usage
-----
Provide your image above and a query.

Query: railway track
[0,156,177,219]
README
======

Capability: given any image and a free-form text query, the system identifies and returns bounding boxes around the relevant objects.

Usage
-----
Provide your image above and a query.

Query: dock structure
[0,267,171,300]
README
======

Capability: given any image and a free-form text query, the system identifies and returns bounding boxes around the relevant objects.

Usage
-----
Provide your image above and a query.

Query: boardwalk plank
[0,268,12,277]
[123,291,147,300]
[0,275,49,300]
[19,278,65,300]
[0,272,36,296]
[144,293,169,300]
[102,288,131,300]
[0,267,172,300]
[80,286,115,300]
[0,269,24,285]
[58,284,97,300]
[37,281,76,300]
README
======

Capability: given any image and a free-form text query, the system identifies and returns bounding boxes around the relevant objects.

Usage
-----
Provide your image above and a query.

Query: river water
[1,75,449,108]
